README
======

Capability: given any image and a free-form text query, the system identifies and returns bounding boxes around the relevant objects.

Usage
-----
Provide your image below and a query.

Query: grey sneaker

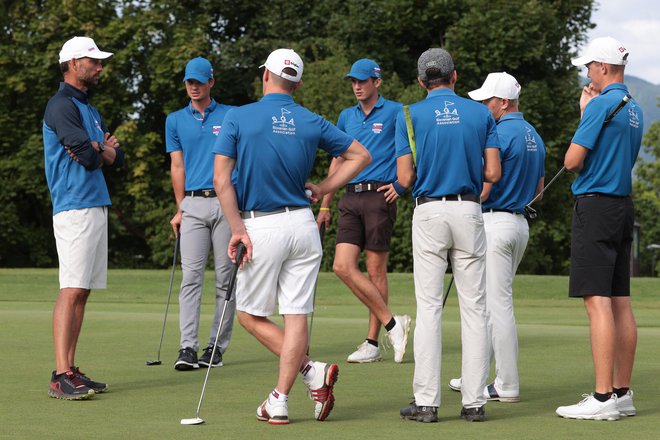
[198,345,223,368]
[460,405,486,422]
[174,347,199,371]
[400,401,438,423]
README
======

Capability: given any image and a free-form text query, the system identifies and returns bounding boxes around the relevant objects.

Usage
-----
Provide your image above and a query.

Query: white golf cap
[468,72,521,101]
[260,48,303,82]
[59,36,113,63]
[571,36,628,66]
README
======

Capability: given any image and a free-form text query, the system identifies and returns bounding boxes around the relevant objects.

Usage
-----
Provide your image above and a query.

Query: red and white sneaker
[306,362,339,421]
[256,396,289,425]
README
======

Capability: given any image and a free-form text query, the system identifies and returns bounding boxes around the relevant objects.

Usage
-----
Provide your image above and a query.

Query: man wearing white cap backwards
[213,48,370,424]
[43,36,123,400]
[448,72,546,403]
[555,36,643,421]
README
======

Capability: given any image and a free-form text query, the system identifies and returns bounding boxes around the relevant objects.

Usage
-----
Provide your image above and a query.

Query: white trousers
[483,211,529,394]
[412,200,489,408]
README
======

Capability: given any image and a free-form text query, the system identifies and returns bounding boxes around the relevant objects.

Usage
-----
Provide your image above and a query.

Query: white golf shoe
[448,377,461,392]
[387,315,411,363]
[256,396,289,425]
[616,390,636,416]
[484,383,520,402]
[305,361,339,421]
[556,394,620,421]
[347,341,382,363]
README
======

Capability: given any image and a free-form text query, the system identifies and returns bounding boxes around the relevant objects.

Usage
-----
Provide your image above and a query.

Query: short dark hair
[59,61,70,74]
[270,67,299,91]
[421,67,452,88]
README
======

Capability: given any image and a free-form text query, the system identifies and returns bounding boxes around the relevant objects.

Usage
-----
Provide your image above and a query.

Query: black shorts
[336,190,397,251]
[569,194,634,298]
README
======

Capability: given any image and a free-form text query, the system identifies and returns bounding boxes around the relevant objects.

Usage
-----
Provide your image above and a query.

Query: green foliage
[1,0,607,273]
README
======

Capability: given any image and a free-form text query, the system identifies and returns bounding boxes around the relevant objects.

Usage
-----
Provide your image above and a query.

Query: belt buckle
[202,190,212,197]
[354,183,364,193]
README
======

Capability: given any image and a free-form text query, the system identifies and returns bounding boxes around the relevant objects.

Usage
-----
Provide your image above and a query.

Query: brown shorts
[336,190,397,251]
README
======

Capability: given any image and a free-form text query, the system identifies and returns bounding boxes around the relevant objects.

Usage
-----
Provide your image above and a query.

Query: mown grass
[1,269,658,439]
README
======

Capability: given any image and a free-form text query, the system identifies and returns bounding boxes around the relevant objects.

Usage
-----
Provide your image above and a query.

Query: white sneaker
[256,397,289,425]
[556,394,619,421]
[305,361,339,421]
[617,390,636,416]
[484,383,520,402]
[387,315,411,363]
[448,377,462,392]
[347,341,382,363]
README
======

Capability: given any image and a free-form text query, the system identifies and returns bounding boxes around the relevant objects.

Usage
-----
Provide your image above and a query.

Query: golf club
[146,234,180,366]
[181,242,246,426]
[524,93,632,219]
[307,223,326,356]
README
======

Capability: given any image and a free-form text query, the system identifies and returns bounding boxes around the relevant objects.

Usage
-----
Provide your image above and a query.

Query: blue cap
[345,59,381,80]
[183,57,213,83]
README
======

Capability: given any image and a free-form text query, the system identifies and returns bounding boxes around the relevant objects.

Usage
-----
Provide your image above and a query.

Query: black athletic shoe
[198,345,223,368]
[460,405,486,422]
[175,347,199,371]
[400,401,438,423]
[71,366,108,393]
[48,370,95,400]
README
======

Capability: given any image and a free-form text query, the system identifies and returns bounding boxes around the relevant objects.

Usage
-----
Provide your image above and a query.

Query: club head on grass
[145,360,162,366]
[181,417,205,425]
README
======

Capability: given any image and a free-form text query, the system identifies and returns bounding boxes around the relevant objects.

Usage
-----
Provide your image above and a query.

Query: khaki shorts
[53,207,108,290]
[236,208,322,316]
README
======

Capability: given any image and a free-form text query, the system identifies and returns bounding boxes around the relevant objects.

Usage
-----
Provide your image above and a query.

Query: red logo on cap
[618,46,626,53]
[285,60,291,65]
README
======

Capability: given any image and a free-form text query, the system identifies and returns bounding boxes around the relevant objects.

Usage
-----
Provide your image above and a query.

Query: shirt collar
[59,82,89,104]
[600,83,628,95]
[353,95,385,115]
[188,98,217,118]
[426,88,456,99]
[260,93,295,103]
[497,112,524,124]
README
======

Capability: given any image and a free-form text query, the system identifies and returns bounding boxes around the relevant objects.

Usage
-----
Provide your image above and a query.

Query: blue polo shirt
[43,82,112,215]
[166,99,234,191]
[213,93,354,211]
[337,96,402,183]
[395,88,499,198]
[571,83,643,196]
[483,112,546,213]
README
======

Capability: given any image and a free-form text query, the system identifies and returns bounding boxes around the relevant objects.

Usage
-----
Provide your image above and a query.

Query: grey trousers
[178,195,235,353]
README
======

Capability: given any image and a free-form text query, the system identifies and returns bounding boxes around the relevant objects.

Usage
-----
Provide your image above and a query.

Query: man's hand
[316,209,331,229]
[579,83,600,115]
[228,233,252,268]
[170,210,182,237]
[377,183,399,204]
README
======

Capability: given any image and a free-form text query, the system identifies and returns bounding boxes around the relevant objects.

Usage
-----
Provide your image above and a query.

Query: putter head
[145,360,162,366]
[181,417,205,425]
[523,205,537,220]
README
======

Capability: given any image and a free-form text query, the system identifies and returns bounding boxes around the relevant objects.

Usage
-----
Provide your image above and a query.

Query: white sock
[268,389,288,405]
[300,360,315,386]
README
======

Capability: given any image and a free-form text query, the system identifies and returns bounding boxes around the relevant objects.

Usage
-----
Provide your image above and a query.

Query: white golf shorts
[53,206,108,290]
[236,208,322,316]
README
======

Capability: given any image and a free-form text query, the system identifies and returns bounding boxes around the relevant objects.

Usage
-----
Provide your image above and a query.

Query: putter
[181,242,246,426]
[146,234,180,366]
[524,93,632,219]
[307,223,326,356]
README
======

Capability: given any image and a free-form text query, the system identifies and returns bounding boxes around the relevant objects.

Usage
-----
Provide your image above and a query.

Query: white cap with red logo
[571,36,629,66]
[468,72,521,101]
[260,48,304,82]
[59,36,113,63]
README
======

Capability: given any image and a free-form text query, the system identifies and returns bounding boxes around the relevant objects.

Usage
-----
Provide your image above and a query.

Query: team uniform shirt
[571,83,643,196]
[213,93,353,211]
[166,99,234,191]
[395,88,499,198]
[337,96,402,184]
[483,112,546,213]
[43,82,118,215]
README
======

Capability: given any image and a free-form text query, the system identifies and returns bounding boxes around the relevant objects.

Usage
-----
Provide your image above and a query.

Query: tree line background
[1,0,658,275]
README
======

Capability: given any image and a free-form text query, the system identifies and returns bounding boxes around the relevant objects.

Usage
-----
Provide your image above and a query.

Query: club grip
[226,243,246,302]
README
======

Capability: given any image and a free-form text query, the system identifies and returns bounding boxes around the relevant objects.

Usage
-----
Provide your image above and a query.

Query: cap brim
[571,55,592,66]
[345,72,371,80]
[87,50,113,60]
[183,73,211,83]
[467,89,493,101]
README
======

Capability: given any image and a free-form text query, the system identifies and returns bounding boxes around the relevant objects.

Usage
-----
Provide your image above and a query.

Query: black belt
[346,181,388,193]
[483,208,523,215]
[240,206,308,219]
[575,193,629,199]
[416,194,479,206]
[186,189,216,198]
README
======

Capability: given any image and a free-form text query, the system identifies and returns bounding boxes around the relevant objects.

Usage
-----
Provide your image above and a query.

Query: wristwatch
[98,142,106,153]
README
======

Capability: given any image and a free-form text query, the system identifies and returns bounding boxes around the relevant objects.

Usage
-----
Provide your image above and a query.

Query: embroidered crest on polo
[271,108,296,135]
[372,123,383,134]
[628,103,640,129]
[434,101,460,125]
[525,126,538,151]
[212,125,221,136]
